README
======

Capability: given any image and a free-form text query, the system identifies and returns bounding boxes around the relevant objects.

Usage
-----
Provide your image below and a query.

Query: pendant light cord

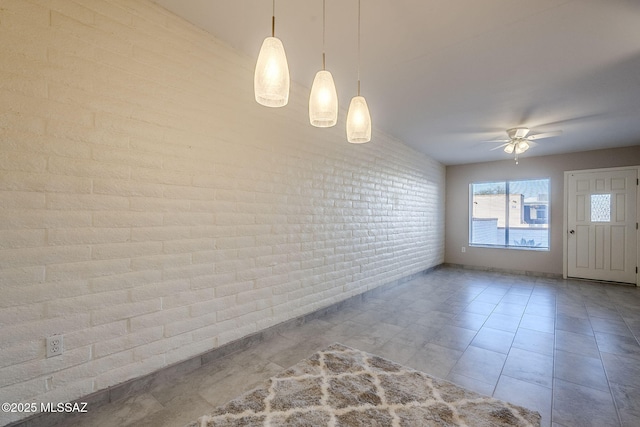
[322,0,326,70]
[357,0,361,96]
[271,0,275,37]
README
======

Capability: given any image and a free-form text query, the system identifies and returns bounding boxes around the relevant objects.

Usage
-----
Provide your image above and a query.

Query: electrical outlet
[46,335,63,358]
[461,246,466,253]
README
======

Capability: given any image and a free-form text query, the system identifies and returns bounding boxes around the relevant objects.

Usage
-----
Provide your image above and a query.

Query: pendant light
[309,0,338,127]
[254,0,290,107]
[346,0,371,143]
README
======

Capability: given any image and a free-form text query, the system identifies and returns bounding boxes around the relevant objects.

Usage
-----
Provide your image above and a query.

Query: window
[470,178,550,249]
[590,194,611,222]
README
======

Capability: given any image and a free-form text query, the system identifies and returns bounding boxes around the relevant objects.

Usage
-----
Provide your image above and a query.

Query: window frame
[469,178,550,251]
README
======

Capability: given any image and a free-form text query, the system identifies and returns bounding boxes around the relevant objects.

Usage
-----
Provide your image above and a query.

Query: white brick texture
[0,0,445,424]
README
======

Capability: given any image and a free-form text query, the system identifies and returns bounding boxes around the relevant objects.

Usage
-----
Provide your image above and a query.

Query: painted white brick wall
[0,0,445,423]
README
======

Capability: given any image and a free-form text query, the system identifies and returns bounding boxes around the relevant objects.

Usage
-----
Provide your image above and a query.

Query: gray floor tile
[267,336,332,369]
[71,394,164,427]
[594,332,640,360]
[339,335,381,354]
[494,302,527,317]
[198,360,285,406]
[529,294,556,306]
[449,293,480,304]
[374,337,418,365]
[463,300,497,315]
[406,343,462,379]
[437,301,468,315]
[501,293,531,305]
[556,313,594,336]
[321,305,364,324]
[484,312,521,333]
[590,317,634,337]
[428,324,477,351]
[450,311,488,330]
[627,319,640,342]
[470,327,515,354]
[474,292,504,304]
[479,286,509,296]
[350,309,389,326]
[374,309,419,328]
[586,304,624,320]
[392,323,440,348]
[513,328,554,356]
[520,313,555,333]
[525,302,556,318]
[554,350,609,392]
[556,303,590,319]
[502,347,553,388]
[495,375,553,427]
[278,318,334,341]
[552,378,620,427]
[509,285,534,295]
[610,383,640,427]
[405,299,445,314]
[151,359,230,407]
[238,333,297,363]
[347,322,405,348]
[555,329,600,358]
[324,319,370,340]
[601,352,640,389]
[412,310,454,328]
[446,372,495,396]
[130,401,214,427]
[450,345,506,386]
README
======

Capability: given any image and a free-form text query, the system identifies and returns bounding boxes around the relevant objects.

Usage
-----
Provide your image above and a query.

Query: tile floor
[48,267,640,427]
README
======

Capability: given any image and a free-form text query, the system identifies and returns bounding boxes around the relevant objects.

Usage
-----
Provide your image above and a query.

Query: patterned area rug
[188,343,540,427]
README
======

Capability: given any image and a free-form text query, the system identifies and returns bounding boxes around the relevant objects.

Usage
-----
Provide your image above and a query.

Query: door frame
[563,166,640,286]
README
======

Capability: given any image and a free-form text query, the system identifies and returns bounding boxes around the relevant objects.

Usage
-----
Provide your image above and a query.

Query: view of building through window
[470,179,550,249]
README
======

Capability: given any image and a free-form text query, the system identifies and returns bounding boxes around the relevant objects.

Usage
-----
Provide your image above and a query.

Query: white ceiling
[152,0,640,165]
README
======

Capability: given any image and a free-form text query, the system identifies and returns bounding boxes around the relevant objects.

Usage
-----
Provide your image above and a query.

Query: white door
[567,169,638,284]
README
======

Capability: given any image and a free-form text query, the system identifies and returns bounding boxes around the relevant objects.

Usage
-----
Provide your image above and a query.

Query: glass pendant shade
[504,143,515,154]
[346,95,371,143]
[515,140,530,154]
[254,36,290,107]
[309,70,338,127]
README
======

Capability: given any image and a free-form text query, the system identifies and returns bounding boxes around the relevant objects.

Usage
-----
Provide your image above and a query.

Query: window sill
[469,244,550,252]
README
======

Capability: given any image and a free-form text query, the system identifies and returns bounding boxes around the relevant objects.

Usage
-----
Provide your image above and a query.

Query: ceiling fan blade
[534,112,611,128]
[528,130,563,140]
[490,143,510,151]
[482,138,510,143]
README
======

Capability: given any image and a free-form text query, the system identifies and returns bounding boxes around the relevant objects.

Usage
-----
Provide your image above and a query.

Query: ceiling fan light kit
[515,140,529,154]
[503,143,515,154]
[255,0,371,143]
[492,127,562,164]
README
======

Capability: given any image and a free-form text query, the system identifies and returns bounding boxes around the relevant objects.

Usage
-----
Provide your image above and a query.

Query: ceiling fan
[490,127,562,164]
